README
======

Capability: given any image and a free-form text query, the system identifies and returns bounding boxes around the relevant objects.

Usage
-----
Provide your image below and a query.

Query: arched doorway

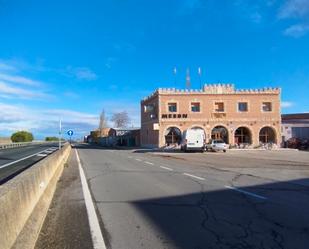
[259,127,276,144]
[234,127,252,144]
[211,126,229,144]
[165,127,182,146]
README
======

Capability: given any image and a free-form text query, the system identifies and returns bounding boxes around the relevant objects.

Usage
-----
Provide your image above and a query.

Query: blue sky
[0,0,309,139]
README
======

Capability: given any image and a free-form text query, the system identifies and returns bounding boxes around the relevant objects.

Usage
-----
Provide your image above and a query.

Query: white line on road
[0,147,56,169]
[128,156,133,159]
[135,158,142,161]
[36,153,47,157]
[75,149,107,249]
[144,161,154,165]
[183,173,205,181]
[160,166,173,171]
[225,185,267,200]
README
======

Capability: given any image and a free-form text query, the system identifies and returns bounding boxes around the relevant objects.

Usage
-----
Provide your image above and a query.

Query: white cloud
[250,12,262,23]
[0,81,49,99]
[278,0,309,19]
[281,101,294,108]
[0,59,52,100]
[233,0,264,24]
[105,57,118,69]
[65,66,97,81]
[277,0,309,37]
[0,62,16,71]
[0,73,41,86]
[283,23,309,37]
[0,103,99,138]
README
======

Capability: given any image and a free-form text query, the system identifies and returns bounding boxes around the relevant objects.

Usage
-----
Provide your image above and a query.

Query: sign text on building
[161,114,188,119]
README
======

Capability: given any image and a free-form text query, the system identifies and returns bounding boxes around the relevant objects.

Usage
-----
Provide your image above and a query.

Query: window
[215,102,224,112]
[238,102,248,112]
[262,102,272,112]
[144,104,154,113]
[191,102,200,112]
[168,103,177,112]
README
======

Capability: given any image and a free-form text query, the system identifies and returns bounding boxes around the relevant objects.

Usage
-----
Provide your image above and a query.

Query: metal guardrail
[0,141,53,150]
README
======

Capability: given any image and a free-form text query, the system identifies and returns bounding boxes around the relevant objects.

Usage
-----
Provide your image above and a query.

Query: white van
[181,128,205,152]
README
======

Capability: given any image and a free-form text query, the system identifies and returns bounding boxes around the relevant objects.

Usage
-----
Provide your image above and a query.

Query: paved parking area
[150,149,309,187]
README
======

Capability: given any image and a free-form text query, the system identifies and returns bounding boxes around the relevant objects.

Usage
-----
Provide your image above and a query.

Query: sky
[0,0,309,140]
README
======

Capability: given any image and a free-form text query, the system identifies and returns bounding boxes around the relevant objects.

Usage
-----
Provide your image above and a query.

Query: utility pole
[59,119,61,150]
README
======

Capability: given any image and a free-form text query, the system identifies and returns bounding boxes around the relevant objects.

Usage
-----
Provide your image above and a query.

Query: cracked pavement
[76,144,309,249]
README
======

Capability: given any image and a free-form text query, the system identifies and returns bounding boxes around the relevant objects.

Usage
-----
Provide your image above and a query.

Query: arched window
[259,127,276,144]
[234,127,252,144]
[211,126,229,143]
[165,127,182,145]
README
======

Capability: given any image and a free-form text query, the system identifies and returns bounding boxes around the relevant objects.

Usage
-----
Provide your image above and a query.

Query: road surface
[75,144,309,249]
[0,142,60,183]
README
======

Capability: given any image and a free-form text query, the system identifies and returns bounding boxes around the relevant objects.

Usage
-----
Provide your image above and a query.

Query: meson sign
[161,114,188,119]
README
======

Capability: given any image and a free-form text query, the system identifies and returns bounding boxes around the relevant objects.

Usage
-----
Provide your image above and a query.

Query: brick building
[141,84,281,148]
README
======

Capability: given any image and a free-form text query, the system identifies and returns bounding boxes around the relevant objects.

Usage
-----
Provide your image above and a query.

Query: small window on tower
[215,102,224,112]
[168,103,177,112]
[238,102,248,112]
[262,102,272,112]
[191,102,200,112]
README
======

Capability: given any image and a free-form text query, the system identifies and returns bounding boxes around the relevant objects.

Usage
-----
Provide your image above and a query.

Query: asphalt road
[76,144,309,249]
[0,142,60,183]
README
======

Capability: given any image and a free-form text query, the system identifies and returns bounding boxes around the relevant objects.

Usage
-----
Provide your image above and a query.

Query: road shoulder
[35,150,93,249]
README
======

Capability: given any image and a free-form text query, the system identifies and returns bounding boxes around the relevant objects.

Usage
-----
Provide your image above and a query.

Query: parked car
[206,139,228,152]
[286,137,302,149]
[181,129,205,152]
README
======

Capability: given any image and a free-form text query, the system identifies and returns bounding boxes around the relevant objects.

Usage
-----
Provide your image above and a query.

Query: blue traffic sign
[67,130,74,136]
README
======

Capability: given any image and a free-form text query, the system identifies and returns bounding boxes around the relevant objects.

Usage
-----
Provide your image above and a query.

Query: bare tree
[111,111,130,128]
[99,109,108,130]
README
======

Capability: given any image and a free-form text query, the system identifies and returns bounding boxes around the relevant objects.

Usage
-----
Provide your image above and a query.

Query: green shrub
[11,131,34,142]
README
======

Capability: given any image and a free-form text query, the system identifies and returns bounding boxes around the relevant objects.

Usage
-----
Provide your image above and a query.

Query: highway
[0,142,61,184]
[73,144,309,249]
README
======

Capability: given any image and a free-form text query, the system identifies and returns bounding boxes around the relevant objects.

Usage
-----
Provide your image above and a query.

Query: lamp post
[59,119,62,150]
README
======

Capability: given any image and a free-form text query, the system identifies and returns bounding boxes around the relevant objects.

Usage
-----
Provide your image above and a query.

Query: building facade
[281,113,309,141]
[141,84,281,148]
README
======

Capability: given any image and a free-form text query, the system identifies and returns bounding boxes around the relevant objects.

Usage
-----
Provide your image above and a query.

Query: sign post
[67,129,74,144]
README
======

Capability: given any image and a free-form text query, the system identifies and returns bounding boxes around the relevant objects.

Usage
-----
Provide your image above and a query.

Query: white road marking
[36,153,47,157]
[128,156,133,159]
[144,161,154,165]
[75,149,107,249]
[135,158,142,161]
[160,166,173,171]
[0,147,55,169]
[183,173,205,181]
[225,185,267,200]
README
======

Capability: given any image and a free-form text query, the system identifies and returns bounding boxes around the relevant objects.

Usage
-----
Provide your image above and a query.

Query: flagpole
[173,67,177,88]
[198,67,202,89]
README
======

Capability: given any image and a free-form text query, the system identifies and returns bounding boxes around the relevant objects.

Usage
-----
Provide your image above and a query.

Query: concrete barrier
[0,141,57,150]
[0,143,71,249]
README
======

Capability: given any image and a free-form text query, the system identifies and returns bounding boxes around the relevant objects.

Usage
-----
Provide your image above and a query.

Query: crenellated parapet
[141,84,280,102]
